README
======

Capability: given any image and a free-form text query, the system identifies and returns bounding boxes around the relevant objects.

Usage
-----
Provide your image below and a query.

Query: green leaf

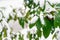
[29,18,42,29]
[36,29,42,37]
[36,7,41,15]
[47,1,55,7]
[18,18,24,28]
[13,9,16,13]
[25,0,33,8]
[43,26,50,38]
[19,34,24,40]
[11,35,17,40]
[43,16,54,38]
[45,16,54,27]
[35,18,42,38]
[25,10,30,19]
[51,28,55,34]
[29,34,32,40]
[0,32,2,40]
[31,10,36,14]
[2,27,7,37]
[52,33,57,40]
[0,19,2,22]
[14,14,17,21]
[56,3,60,7]
[42,0,46,11]
[33,34,36,39]
[7,15,12,22]
[55,3,60,10]
[29,23,35,28]
[27,32,32,40]
[36,18,42,30]
[54,11,60,28]
[33,2,37,8]
[35,37,39,40]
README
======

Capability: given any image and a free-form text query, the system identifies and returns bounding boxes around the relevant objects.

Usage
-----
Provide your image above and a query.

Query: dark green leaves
[25,10,30,19]
[0,19,2,22]
[18,18,24,28]
[14,14,18,21]
[2,27,7,37]
[43,16,54,38]
[24,0,33,8]
[13,9,16,13]
[19,34,24,40]
[36,18,42,30]
[43,26,51,38]
[54,3,60,27]
[29,34,32,40]
[29,18,42,29]
[36,18,42,38]
[0,32,2,40]
[36,29,42,37]
[44,16,54,27]
[29,18,42,38]
[42,0,46,11]
[54,11,60,28]
[29,23,35,28]
[27,32,32,40]
[47,1,55,7]
[7,15,12,22]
